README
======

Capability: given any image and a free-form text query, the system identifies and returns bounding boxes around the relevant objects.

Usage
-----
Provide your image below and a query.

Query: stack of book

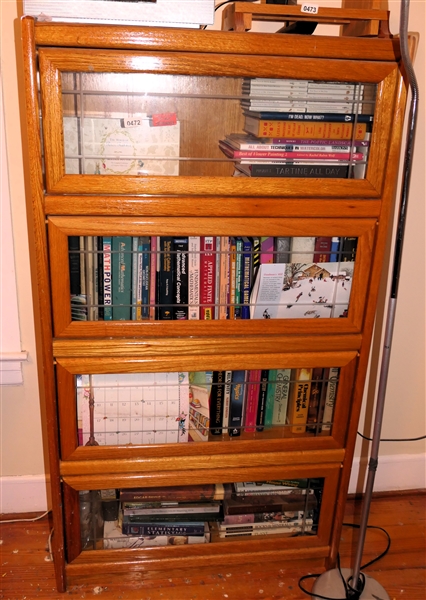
[103,484,224,549]
[69,235,357,322]
[210,480,320,539]
[219,77,373,178]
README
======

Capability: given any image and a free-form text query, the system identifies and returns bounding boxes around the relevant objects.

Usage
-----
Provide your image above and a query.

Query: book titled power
[244,117,368,140]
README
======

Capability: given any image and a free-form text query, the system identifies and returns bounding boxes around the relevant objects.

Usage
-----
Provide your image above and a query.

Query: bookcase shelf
[21,16,409,593]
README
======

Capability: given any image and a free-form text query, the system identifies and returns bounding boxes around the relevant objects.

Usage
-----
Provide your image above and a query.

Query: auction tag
[150,112,178,127]
[121,118,144,128]
[301,3,319,14]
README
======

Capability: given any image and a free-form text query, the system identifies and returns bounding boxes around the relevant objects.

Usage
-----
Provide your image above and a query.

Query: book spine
[120,484,219,503]
[241,237,252,319]
[68,236,81,295]
[306,368,324,433]
[260,236,274,264]
[234,238,243,318]
[222,370,232,432]
[230,150,364,160]
[219,236,230,319]
[149,236,157,320]
[140,237,150,320]
[267,137,370,146]
[97,237,104,320]
[288,368,313,434]
[322,367,339,431]
[244,112,373,123]
[313,237,332,263]
[229,370,247,437]
[223,510,304,524]
[214,236,221,319]
[291,237,315,264]
[112,236,132,321]
[188,236,200,320]
[200,236,216,320]
[103,236,112,320]
[245,119,367,140]
[132,236,141,320]
[341,237,358,262]
[122,522,207,536]
[264,369,277,427]
[275,237,291,263]
[330,237,340,262]
[157,237,173,320]
[247,164,349,178]
[173,237,189,320]
[244,369,261,433]
[210,370,225,435]
[272,369,291,425]
[229,237,237,320]
[256,369,269,431]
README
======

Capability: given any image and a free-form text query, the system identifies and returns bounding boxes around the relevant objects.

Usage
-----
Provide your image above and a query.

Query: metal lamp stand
[312,0,419,598]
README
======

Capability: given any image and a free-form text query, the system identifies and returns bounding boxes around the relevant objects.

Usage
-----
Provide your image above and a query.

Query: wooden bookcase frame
[20,16,410,592]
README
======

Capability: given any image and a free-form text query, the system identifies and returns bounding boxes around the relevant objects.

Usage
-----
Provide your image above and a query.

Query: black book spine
[173,237,188,320]
[256,369,269,432]
[68,236,81,295]
[158,237,173,320]
[210,370,225,435]
[249,164,349,178]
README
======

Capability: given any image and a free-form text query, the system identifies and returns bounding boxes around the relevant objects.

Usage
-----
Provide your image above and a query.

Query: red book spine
[313,237,332,263]
[244,370,262,433]
[200,237,216,320]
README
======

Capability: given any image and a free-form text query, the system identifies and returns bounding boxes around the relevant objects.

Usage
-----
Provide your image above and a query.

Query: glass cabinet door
[38,47,398,196]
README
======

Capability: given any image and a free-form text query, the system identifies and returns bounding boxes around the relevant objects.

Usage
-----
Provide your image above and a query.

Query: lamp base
[311,568,390,600]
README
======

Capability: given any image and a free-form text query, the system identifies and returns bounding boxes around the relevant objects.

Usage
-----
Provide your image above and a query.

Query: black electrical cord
[298,523,391,600]
[358,431,426,443]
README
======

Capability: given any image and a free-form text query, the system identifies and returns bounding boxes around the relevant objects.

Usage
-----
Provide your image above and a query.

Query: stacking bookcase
[21,15,412,592]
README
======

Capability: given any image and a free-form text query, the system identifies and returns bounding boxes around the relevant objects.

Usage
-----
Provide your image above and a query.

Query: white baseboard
[0,456,424,514]
[349,452,426,494]
[0,475,50,514]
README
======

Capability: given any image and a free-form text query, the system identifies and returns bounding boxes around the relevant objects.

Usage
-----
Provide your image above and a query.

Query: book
[233,481,309,496]
[210,370,225,435]
[228,370,247,437]
[313,237,332,263]
[228,237,237,320]
[223,509,310,525]
[68,236,81,296]
[103,520,209,549]
[97,237,104,320]
[157,237,173,320]
[224,133,370,151]
[256,369,269,432]
[244,369,261,433]
[264,369,277,428]
[102,236,112,320]
[131,236,142,320]
[234,237,243,318]
[173,237,188,320]
[341,237,358,262]
[287,368,313,434]
[223,492,317,515]
[260,236,274,264]
[188,236,200,320]
[140,237,150,320]
[272,369,291,426]
[275,237,291,263]
[241,237,252,319]
[226,133,370,148]
[243,111,373,123]
[330,237,340,262]
[216,519,313,533]
[200,236,216,320]
[244,116,368,140]
[237,163,350,178]
[222,370,232,432]
[291,237,315,264]
[306,367,324,433]
[123,502,221,516]
[321,367,339,431]
[112,236,132,320]
[188,372,212,442]
[219,141,364,161]
[119,484,225,503]
[218,236,230,319]
[149,235,157,320]
[213,524,312,538]
[122,520,208,536]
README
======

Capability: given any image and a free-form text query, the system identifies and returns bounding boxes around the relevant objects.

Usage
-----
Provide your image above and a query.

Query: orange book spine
[287,368,312,434]
[254,120,367,140]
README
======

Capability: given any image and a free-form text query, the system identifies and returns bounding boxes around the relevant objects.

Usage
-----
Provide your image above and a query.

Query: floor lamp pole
[312,0,419,598]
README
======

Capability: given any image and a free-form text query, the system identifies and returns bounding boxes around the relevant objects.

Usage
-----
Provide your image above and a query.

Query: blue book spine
[330,237,340,262]
[229,370,247,438]
[141,237,150,320]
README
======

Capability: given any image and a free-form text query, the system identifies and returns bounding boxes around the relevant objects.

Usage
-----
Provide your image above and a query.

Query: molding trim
[0,352,28,386]
[0,475,50,514]
[0,455,425,514]
[349,452,426,494]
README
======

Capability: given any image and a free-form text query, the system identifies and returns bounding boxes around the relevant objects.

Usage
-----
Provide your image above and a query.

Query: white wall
[0,0,424,513]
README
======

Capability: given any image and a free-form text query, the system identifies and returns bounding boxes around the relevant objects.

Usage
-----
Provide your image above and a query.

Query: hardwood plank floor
[1,491,424,599]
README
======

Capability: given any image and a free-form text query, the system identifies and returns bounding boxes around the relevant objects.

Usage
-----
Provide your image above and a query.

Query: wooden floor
[1,491,424,599]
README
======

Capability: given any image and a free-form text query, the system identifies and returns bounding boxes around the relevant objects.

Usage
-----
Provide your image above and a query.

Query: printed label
[301,3,319,14]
